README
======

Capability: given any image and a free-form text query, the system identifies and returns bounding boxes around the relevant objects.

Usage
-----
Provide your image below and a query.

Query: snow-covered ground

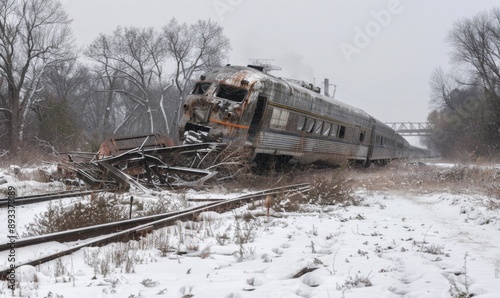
[1,162,500,298]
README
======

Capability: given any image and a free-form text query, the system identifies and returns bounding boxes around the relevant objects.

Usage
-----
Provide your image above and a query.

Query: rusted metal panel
[97,134,175,159]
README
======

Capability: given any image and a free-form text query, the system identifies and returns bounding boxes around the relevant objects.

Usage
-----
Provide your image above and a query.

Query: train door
[247,95,268,140]
[365,119,376,167]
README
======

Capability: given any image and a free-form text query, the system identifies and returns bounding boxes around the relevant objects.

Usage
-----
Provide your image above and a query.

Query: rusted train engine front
[179,65,265,151]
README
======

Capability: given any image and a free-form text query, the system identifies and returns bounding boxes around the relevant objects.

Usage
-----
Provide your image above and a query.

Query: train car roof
[201,65,408,143]
[279,77,371,118]
[203,65,372,119]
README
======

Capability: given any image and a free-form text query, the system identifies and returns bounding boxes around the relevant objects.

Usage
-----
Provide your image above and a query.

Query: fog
[63,0,499,125]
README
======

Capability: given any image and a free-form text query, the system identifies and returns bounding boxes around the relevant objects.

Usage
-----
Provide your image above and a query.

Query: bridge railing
[386,122,432,136]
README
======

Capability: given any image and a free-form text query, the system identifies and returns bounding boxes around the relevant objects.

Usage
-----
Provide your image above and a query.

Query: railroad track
[0,183,310,280]
[0,189,106,208]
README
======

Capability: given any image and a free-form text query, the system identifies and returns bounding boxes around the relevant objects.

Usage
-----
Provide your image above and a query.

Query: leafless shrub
[137,193,191,217]
[140,278,159,287]
[233,219,256,245]
[24,193,126,236]
[43,291,64,298]
[202,145,252,181]
[83,249,100,278]
[233,244,256,262]
[216,231,231,246]
[111,244,128,267]
[308,167,358,206]
[100,255,111,277]
[82,247,114,278]
[447,253,472,298]
[241,211,258,221]
[269,174,358,212]
[486,185,500,210]
[184,237,200,252]
[199,245,212,259]
[157,241,172,257]
[337,273,373,290]
[270,191,304,212]
[422,243,446,255]
[54,259,68,279]
[125,255,135,273]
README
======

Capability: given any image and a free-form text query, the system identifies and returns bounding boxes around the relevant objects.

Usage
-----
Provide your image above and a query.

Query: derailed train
[179,64,424,167]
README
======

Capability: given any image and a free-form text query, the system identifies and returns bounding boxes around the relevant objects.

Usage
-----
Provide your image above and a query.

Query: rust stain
[209,118,249,129]
[223,70,250,87]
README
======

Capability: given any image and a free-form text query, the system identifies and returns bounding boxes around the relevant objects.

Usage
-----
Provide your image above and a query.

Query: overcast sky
[62,0,499,125]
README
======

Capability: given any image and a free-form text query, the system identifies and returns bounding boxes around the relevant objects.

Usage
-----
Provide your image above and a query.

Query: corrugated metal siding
[257,131,368,160]
[259,132,302,151]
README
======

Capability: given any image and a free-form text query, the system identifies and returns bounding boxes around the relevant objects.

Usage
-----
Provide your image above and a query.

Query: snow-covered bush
[24,193,126,235]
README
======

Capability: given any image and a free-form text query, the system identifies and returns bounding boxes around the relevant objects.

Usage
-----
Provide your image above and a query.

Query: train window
[270,108,289,130]
[339,125,346,139]
[297,115,306,131]
[331,124,339,137]
[359,131,366,143]
[305,118,315,133]
[215,85,248,102]
[322,122,331,136]
[314,120,323,134]
[191,82,211,95]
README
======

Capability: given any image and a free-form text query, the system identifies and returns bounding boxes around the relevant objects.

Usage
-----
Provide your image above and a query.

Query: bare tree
[85,27,172,136]
[163,18,231,138]
[427,7,500,158]
[84,19,230,141]
[0,0,73,154]
[429,68,459,111]
[31,60,90,150]
[447,8,500,118]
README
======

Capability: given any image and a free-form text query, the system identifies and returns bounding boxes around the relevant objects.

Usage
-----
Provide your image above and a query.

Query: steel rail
[0,183,309,251]
[0,189,106,208]
[0,183,309,280]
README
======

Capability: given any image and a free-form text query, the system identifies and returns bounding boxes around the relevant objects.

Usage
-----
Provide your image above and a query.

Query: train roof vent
[247,65,265,72]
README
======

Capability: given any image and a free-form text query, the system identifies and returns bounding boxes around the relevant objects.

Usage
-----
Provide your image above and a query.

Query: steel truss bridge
[386,122,431,136]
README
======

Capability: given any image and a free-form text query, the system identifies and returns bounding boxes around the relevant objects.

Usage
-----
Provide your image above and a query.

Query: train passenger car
[179,65,410,167]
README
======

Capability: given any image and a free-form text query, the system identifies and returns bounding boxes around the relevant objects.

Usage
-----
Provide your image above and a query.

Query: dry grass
[236,159,500,211]
[262,166,358,212]
[348,160,500,197]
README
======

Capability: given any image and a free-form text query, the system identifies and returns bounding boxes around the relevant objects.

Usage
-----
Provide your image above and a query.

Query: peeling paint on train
[180,65,411,166]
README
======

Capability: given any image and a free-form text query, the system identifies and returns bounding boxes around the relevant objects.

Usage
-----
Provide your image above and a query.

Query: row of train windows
[269,108,366,142]
[297,115,348,139]
[269,108,404,148]
[376,135,404,149]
